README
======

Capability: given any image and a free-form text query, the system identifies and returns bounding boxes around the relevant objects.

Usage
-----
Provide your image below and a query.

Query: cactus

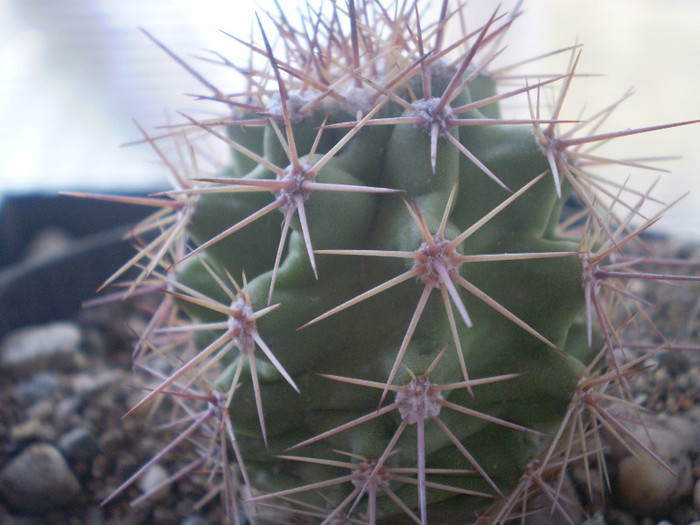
[68,2,700,524]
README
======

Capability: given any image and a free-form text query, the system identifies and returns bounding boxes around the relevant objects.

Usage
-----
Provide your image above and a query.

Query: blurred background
[1,0,699,238]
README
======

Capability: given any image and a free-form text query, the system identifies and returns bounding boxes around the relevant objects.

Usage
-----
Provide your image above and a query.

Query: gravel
[0,303,226,525]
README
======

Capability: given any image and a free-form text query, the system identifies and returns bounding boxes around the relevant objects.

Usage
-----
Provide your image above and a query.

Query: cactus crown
[71,1,700,524]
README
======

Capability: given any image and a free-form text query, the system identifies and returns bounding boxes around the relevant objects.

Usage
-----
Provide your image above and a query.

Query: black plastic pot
[0,193,158,338]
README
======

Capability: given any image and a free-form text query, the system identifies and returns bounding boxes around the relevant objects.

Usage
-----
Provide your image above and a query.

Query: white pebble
[137,464,171,502]
[616,427,692,515]
[0,321,82,374]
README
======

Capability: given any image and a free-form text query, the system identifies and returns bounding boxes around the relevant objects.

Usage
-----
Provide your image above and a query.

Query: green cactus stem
[81,2,700,524]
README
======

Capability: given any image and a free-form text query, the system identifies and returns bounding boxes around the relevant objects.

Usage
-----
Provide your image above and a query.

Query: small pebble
[0,321,84,375]
[90,454,111,479]
[682,407,700,452]
[10,417,56,442]
[604,508,637,525]
[137,464,171,502]
[11,371,61,403]
[153,505,180,525]
[53,395,83,427]
[85,505,106,525]
[181,516,211,525]
[98,427,126,454]
[616,426,693,515]
[0,443,81,513]
[658,351,690,376]
[580,511,606,525]
[58,425,97,463]
[667,414,700,453]
[27,397,55,420]
[71,369,126,396]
